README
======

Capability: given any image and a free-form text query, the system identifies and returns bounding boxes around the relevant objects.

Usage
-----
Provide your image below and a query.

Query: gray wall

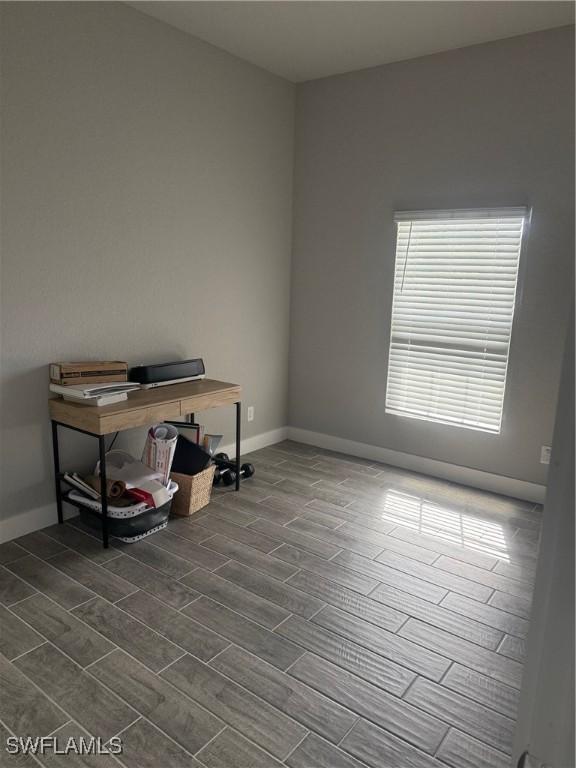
[513,300,574,767]
[289,26,574,486]
[0,2,294,533]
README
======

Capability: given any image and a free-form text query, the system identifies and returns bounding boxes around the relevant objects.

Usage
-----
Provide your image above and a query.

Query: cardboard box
[50,361,128,386]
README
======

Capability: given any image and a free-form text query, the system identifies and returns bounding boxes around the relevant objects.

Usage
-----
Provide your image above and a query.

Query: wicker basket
[170,465,215,517]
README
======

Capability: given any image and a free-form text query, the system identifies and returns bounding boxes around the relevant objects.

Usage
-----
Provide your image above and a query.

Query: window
[385,208,528,433]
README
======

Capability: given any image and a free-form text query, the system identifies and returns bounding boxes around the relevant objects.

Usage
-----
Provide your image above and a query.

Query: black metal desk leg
[235,402,241,491]
[98,435,109,548]
[51,421,64,524]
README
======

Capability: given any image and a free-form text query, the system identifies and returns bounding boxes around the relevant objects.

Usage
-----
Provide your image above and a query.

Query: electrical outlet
[247,406,255,423]
[540,445,551,465]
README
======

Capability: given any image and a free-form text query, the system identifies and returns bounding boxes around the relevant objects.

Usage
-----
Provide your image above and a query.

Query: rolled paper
[142,423,179,486]
[84,475,126,500]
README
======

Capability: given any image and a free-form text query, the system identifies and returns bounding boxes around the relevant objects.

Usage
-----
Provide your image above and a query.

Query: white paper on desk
[142,423,178,486]
[49,382,140,398]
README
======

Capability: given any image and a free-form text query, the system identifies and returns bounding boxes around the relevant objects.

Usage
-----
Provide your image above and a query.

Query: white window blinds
[385,208,528,433]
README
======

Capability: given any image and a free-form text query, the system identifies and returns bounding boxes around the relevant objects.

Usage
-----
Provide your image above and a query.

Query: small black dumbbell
[212,453,231,486]
[216,462,256,486]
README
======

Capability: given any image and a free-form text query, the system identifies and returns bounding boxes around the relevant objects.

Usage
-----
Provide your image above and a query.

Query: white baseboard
[219,426,289,460]
[1,504,76,544]
[287,426,546,504]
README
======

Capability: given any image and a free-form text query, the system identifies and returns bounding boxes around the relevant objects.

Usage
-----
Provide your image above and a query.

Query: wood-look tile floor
[0,440,541,768]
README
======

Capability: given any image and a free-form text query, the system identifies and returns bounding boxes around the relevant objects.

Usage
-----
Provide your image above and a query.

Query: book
[62,473,101,499]
[50,382,140,398]
[178,421,206,445]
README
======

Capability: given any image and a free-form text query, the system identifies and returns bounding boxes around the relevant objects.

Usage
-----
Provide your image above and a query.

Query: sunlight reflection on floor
[378,489,511,562]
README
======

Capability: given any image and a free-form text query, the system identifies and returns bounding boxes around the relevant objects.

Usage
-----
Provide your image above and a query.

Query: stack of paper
[49,381,140,407]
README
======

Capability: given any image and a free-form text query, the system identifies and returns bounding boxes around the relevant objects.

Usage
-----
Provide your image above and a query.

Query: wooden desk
[49,379,242,547]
